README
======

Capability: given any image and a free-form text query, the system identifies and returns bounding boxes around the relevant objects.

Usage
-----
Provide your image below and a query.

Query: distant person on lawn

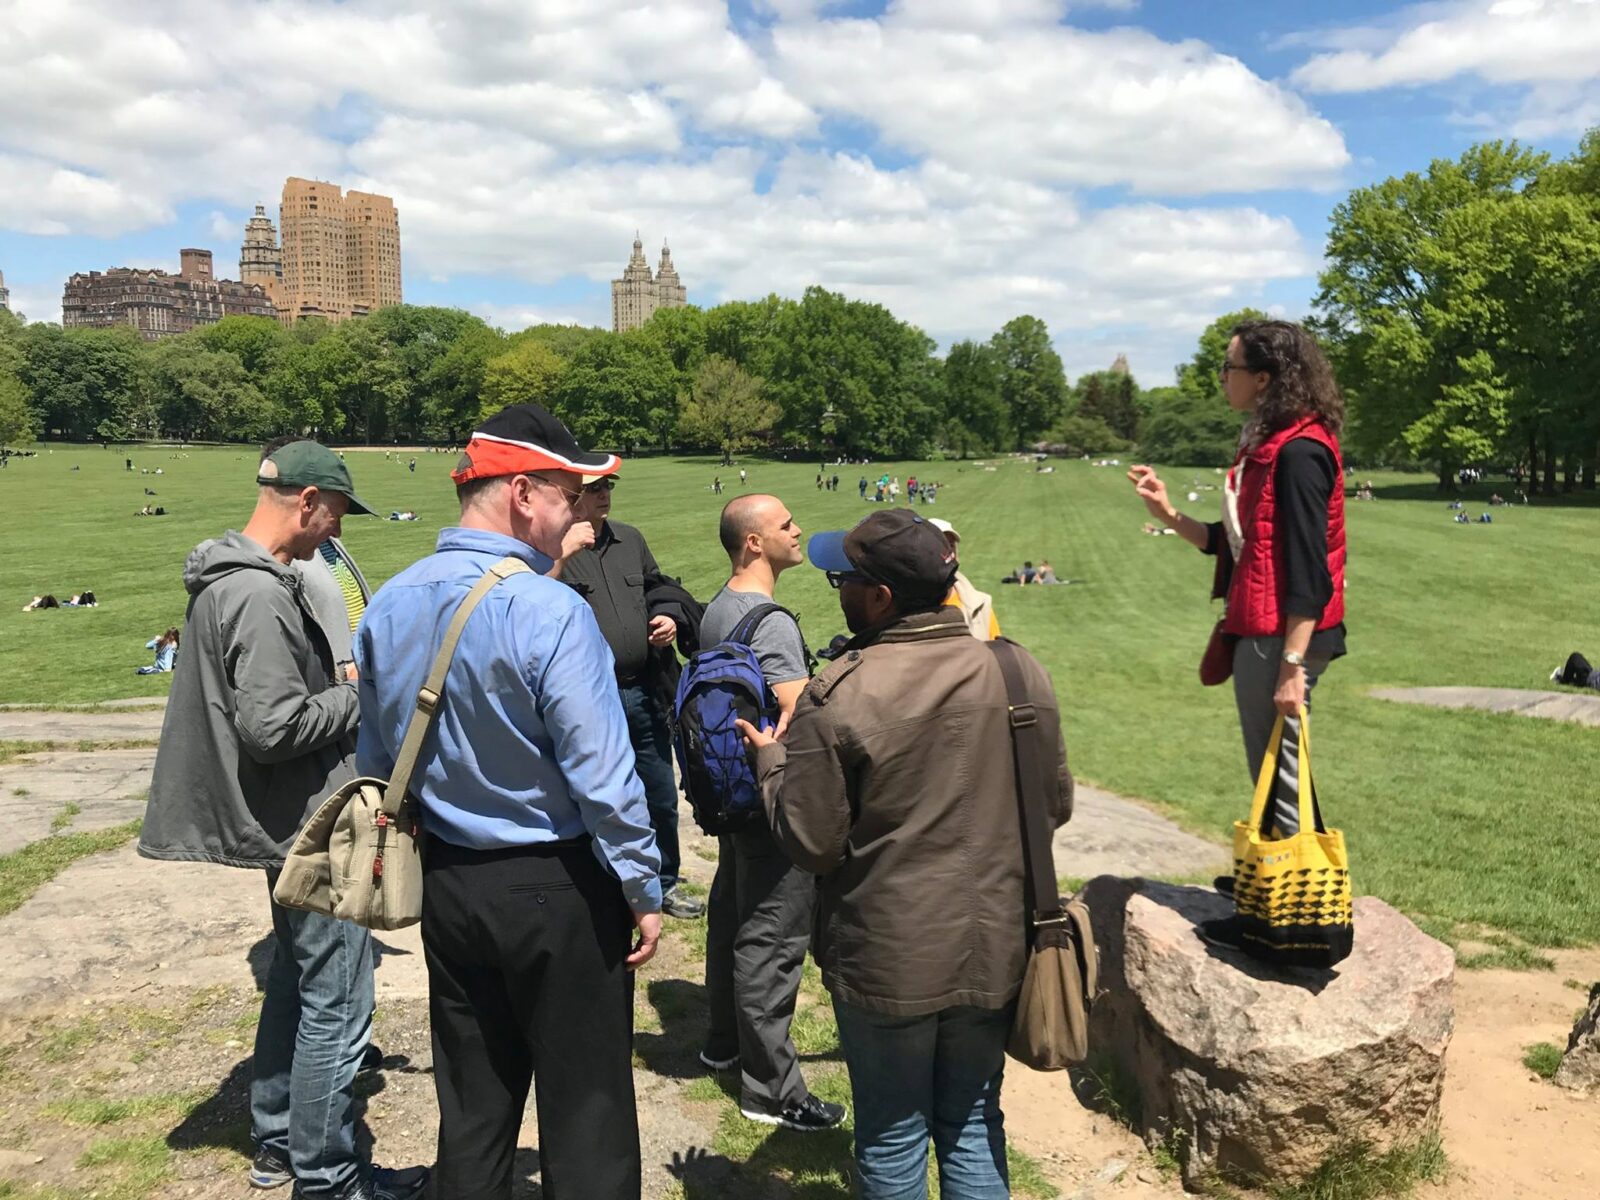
[137,443,425,1200]
[1128,319,1349,940]
[136,627,181,674]
[739,509,1072,1200]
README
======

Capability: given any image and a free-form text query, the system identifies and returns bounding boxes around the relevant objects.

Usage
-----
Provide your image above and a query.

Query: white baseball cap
[929,518,958,540]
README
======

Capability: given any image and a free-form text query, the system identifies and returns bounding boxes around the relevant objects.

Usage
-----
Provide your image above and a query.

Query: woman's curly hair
[1232,319,1345,444]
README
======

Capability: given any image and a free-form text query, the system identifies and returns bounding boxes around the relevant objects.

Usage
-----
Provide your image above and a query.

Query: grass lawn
[2,444,1595,945]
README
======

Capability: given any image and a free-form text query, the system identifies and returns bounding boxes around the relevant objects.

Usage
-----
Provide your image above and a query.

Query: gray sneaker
[662,887,706,919]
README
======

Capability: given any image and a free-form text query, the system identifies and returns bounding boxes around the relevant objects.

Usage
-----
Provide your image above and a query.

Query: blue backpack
[672,603,797,835]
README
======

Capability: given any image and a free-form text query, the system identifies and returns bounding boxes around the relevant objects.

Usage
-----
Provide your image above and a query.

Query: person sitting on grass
[64,591,98,607]
[1035,560,1059,584]
[137,628,181,674]
[22,594,59,611]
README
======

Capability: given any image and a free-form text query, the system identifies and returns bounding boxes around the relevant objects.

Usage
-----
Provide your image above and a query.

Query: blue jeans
[252,870,375,1196]
[833,999,1012,1200]
[620,683,680,893]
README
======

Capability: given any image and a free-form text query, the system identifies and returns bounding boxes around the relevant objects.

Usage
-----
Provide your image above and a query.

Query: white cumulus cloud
[1289,0,1600,137]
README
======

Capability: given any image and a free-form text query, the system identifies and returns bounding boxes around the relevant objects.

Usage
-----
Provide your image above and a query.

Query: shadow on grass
[1368,478,1600,508]
[635,977,716,1080]
[165,1055,387,1166]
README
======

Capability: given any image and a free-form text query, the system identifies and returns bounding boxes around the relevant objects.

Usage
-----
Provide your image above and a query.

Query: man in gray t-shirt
[700,586,810,694]
[698,495,844,1134]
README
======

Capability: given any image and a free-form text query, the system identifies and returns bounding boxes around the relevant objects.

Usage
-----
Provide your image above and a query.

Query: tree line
[3,124,1594,479]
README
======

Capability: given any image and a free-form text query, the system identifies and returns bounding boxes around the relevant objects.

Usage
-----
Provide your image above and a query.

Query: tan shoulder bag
[989,638,1099,1070]
[274,556,531,930]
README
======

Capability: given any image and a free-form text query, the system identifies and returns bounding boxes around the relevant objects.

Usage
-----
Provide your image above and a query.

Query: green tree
[146,339,273,441]
[17,325,147,440]
[194,316,291,379]
[0,370,36,446]
[552,334,676,450]
[1315,141,1549,488]
[942,340,1009,452]
[677,355,779,458]
[1138,385,1245,465]
[989,316,1067,446]
[481,339,567,419]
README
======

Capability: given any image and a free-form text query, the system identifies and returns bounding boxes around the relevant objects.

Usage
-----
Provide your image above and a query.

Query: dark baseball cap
[452,403,620,484]
[257,441,373,515]
[807,510,958,603]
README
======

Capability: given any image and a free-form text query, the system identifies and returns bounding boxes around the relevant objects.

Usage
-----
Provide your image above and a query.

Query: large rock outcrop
[1079,876,1454,1190]
[1554,982,1600,1092]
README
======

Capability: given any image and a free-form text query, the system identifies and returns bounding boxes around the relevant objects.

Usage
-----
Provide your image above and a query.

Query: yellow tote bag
[1231,707,1353,967]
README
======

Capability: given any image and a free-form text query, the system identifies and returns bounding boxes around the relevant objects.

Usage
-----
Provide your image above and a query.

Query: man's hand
[343,662,359,683]
[735,717,780,749]
[627,910,661,969]
[559,522,596,560]
[648,614,677,646]
[1274,663,1307,716]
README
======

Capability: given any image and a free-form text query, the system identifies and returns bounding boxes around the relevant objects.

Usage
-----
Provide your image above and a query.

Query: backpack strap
[384,556,532,815]
[989,637,1063,927]
[726,602,788,646]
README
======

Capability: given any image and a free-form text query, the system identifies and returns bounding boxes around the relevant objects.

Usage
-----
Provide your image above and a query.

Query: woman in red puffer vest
[1129,319,1348,842]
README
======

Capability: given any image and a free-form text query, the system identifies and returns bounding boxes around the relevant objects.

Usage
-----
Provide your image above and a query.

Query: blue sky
[2,0,1597,382]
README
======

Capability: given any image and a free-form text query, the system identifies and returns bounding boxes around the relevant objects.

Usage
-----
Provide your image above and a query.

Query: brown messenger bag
[989,637,1099,1071]
[273,556,532,930]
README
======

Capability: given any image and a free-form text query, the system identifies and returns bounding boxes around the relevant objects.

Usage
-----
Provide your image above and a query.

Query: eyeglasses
[826,571,872,589]
[521,473,583,508]
[583,479,616,494]
[1219,360,1259,379]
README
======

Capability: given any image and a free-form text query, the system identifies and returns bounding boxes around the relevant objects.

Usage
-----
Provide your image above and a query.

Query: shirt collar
[435,526,554,573]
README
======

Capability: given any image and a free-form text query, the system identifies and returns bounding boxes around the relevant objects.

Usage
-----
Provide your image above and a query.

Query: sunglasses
[825,571,874,589]
[521,473,583,508]
[583,479,616,494]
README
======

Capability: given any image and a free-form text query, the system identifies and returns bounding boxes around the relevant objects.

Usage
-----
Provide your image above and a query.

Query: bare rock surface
[0,707,167,742]
[1371,685,1600,727]
[1055,786,1229,884]
[0,748,155,853]
[1554,982,1600,1092]
[1080,875,1455,1190]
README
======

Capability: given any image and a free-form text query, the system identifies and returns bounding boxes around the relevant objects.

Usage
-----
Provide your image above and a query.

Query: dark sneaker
[741,1093,847,1132]
[698,1049,738,1071]
[359,1043,384,1073]
[293,1166,430,1200]
[249,1144,293,1190]
[662,888,706,920]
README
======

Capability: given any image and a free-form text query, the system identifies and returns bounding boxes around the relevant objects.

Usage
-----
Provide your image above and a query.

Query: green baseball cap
[257,441,374,515]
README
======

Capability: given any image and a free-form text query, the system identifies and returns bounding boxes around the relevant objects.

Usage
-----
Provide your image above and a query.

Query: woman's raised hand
[1127,465,1175,523]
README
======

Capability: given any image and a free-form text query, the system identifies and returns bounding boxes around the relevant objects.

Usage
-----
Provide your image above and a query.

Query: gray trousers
[1232,636,1329,837]
[704,822,814,1112]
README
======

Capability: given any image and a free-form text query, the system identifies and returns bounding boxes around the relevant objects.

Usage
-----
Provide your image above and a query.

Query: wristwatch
[1282,650,1306,667]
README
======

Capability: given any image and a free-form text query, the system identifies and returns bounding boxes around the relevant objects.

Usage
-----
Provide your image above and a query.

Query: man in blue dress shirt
[355,404,662,1200]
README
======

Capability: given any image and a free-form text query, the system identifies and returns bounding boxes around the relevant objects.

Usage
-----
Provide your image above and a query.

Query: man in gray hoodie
[140,442,427,1200]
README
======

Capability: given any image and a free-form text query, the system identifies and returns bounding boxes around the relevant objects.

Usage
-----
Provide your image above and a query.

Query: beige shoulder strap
[383,555,532,814]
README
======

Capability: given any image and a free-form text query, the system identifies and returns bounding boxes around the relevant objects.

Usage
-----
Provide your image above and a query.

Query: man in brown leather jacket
[739,508,1071,1200]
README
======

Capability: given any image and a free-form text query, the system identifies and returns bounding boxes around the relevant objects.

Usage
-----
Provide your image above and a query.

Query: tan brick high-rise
[275,177,402,323]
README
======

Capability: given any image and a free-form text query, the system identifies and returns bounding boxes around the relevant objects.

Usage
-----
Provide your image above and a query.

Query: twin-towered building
[611,234,688,333]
